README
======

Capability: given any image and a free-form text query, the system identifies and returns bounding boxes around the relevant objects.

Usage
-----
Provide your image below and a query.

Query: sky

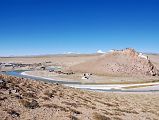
[0,0,159,56]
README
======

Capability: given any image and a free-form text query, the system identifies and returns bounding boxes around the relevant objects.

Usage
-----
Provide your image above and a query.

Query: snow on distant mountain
[97,50,105,54]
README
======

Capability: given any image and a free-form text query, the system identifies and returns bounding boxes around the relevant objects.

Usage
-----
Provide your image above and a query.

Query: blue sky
[0,0,159,56]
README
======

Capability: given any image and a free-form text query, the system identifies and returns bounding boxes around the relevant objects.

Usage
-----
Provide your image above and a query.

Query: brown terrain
[69,48,159,77]
[0,50,159,120]
[0,54,99,68]
[1,49,159,84]
[0,74,159,120]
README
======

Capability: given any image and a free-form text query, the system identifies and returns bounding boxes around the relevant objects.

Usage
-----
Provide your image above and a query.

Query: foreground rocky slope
[70,48,159,77]
[0,74,159,120]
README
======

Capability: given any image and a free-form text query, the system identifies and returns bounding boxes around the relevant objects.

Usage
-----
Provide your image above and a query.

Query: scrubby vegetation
[0,74,159,120]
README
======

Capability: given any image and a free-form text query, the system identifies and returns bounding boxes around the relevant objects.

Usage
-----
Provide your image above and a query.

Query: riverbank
[21,71,159,91]
[21,71,81,83]
[0,74,159,120]
[22,70,159,84]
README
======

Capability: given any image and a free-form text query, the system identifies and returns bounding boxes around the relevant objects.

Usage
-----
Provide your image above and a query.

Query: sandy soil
[21,71,159,91]
[23,70,159,84]
[0,54,100,67]
[1,52,159,120]
[0,53,159,69]
[0,74,159,120]
[1,52,159,84]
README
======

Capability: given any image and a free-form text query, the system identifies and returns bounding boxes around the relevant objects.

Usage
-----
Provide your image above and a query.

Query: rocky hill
[69,48,159,77]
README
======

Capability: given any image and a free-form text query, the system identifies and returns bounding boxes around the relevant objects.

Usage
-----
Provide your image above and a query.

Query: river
[2,70,159,92]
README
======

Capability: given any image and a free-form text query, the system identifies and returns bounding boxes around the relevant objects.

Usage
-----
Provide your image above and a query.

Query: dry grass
[62,101,78,108]
[1,74,159,120]
[20,99,39,109]
[22,91,37,98]
[43,90,56,98]
[42,103,68,112]
[41,96,50,100]
[93,112,111,120]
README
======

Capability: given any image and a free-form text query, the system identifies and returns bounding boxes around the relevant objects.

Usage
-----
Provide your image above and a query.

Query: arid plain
[1,49,159,120]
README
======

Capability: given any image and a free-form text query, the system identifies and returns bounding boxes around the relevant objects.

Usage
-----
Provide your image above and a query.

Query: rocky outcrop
[69,48,159,77]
